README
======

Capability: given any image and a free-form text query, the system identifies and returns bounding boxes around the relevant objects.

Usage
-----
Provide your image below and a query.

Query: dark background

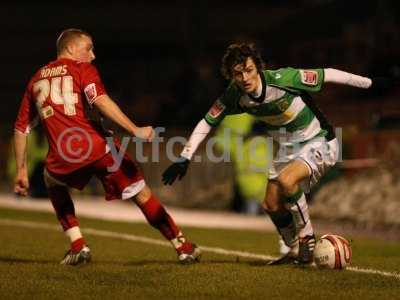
[1,0,400,134]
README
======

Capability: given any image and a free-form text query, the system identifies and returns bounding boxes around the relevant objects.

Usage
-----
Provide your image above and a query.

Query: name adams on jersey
[15,58,109,174]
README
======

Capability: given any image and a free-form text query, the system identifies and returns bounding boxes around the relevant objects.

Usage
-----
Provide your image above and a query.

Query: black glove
[162,156,190,185]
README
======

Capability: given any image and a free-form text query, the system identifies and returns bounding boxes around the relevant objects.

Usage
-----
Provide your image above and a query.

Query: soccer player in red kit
[13,28,201,265]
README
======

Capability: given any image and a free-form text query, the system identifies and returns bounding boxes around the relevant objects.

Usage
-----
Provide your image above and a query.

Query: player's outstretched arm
[93,94,154,141]
[324,68,372,88]
[324,68,397,90]
[162,119,212,185]
[13,130,29,196]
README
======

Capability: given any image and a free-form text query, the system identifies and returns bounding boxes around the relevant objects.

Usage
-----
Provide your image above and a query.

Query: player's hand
[14,169,29,197]
[162,157,190,185]
[134,126,155,141]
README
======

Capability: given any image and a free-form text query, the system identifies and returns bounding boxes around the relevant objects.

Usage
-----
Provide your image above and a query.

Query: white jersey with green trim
[204,67,332,145]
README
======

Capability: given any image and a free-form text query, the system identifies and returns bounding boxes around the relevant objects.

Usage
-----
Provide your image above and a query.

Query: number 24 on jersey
[33,75,78,118]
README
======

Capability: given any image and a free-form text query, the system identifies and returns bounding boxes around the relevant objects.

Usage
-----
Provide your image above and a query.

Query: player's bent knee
[277,174,298,196]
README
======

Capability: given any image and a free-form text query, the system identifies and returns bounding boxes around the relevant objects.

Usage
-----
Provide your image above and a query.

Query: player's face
[232,57,260,94]
[72,35,95,63]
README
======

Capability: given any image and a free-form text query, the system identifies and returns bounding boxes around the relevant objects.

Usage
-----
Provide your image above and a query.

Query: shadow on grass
[92,258,274,267]
[0,256,279,268]
[0,256,55,264]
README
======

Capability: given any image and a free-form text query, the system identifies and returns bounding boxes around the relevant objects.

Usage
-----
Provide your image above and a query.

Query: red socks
[48,186,85,251]
[140,194,180,240]
[48,186,79,230]
[71,238,85,252]
[49,187,180,251]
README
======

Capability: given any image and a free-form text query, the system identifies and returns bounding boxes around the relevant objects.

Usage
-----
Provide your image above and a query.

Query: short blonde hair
[56,28,91,55]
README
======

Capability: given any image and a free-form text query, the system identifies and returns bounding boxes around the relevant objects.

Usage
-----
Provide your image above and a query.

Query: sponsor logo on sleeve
[300,70,318,86]
[208,100,226,118]
[41,106,54,119]
[84,83,98,104]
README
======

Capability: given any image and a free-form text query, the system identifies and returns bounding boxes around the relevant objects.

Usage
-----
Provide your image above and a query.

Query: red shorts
[45,152,145,200]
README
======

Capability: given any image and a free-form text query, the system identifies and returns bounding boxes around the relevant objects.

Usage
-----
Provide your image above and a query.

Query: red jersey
[15,58,109,175]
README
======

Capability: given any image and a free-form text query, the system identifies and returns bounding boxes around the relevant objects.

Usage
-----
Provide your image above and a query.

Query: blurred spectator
[214,114,271,215]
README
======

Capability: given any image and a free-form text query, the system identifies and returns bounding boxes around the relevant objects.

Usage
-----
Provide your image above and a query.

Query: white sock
[278,222,298,248]
[285,194,314,238]
[65,226,83,243]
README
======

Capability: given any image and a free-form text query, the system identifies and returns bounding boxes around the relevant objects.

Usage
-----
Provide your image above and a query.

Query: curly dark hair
[221,43,265,80]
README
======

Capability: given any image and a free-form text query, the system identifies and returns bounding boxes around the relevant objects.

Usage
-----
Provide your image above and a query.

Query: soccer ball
[313,234,352,269]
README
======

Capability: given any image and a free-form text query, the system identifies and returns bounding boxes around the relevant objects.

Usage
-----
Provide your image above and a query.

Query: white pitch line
[0,218,399,280]
[84,227,276,260]
[346,266,400,280]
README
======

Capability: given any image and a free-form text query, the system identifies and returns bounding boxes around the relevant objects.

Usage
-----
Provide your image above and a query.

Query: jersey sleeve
[204,84,242,127]
[80,63,107,105]
[270,67,324,93]
[14,84,39,134]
